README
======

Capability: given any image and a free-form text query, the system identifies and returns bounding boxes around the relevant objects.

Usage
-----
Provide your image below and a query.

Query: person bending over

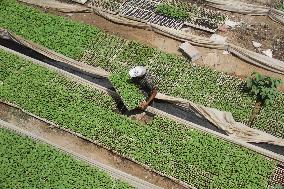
[129,66,158,110]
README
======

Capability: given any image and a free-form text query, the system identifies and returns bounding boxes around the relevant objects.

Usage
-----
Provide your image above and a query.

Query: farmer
[129,66,158,110]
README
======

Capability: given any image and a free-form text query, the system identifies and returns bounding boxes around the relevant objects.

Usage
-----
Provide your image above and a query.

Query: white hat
[129,66,146,78]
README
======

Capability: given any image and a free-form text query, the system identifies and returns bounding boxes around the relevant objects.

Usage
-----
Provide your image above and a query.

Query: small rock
[223,50,230,55]
[66,13,73,17]
[179,42,201,62]
[218,24,228,32]
[246,26,255,31]
[252,41,262,48]
[210,34,227,45]
[262,49,273,58]
[225,20,239,28]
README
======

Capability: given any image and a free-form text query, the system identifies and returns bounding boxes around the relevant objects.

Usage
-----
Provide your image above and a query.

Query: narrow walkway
[0,118,166,189]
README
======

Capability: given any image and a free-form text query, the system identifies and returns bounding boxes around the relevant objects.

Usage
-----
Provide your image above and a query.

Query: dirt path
[62,12,182,55]
[0,102,189,189]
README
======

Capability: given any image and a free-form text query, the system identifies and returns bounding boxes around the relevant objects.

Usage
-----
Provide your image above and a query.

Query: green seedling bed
[0,128,132,188]
[109,71,146,110]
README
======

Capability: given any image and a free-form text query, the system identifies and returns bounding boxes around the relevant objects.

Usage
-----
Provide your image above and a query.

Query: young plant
[246,72,282,105]
[277,1,284,11]
[156,3,189,21]
[272,184,284,189]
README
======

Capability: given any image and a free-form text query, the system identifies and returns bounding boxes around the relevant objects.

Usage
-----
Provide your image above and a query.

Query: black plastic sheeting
[151,100,226,134]
[0,38,113,89]
[1,37,283,157]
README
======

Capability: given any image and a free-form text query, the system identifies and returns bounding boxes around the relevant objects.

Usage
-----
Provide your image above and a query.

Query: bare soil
[0,102,187,189]
[62,12,182,55]
[237,0,278,6]
[222,14,284,62]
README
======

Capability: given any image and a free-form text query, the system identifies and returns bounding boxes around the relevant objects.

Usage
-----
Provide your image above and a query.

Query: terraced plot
[1,0,282,138]
[0,49,276,189]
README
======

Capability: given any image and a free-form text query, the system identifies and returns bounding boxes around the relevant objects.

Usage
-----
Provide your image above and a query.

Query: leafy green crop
[156,3,189,21]
[277,1,284,11]
[252,94,284,138]
[0,49,276,189]
[87,39,255,124]
[0,0,255,124]
[0,0,101,59]
[110,70,145,110]
[246,72,282,105]
[1,0,282,139]
[156,2,226,30]
[0,128,132,189]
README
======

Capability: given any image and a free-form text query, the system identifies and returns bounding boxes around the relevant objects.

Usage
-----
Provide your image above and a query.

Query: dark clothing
[132,72,158,97]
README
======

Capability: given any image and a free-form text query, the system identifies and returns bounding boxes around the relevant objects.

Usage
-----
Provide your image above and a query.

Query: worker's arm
[139,89,157,110]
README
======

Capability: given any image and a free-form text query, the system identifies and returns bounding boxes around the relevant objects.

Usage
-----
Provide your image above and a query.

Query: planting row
[0,128,132,188]
[119,0,184,29]
[0,49,276,189]
[0,0,282,137]
[92,0,123,13]
[156,1,226,31]
[0,0,101,60]
[118,0,226,31]
[252,94,284,138]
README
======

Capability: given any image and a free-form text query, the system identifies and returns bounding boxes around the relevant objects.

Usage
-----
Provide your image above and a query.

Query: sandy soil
[222,14,284,62]
[237,0,278,6]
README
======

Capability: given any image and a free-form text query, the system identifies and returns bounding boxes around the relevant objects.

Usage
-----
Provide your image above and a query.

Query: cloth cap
[129,66,146,78]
